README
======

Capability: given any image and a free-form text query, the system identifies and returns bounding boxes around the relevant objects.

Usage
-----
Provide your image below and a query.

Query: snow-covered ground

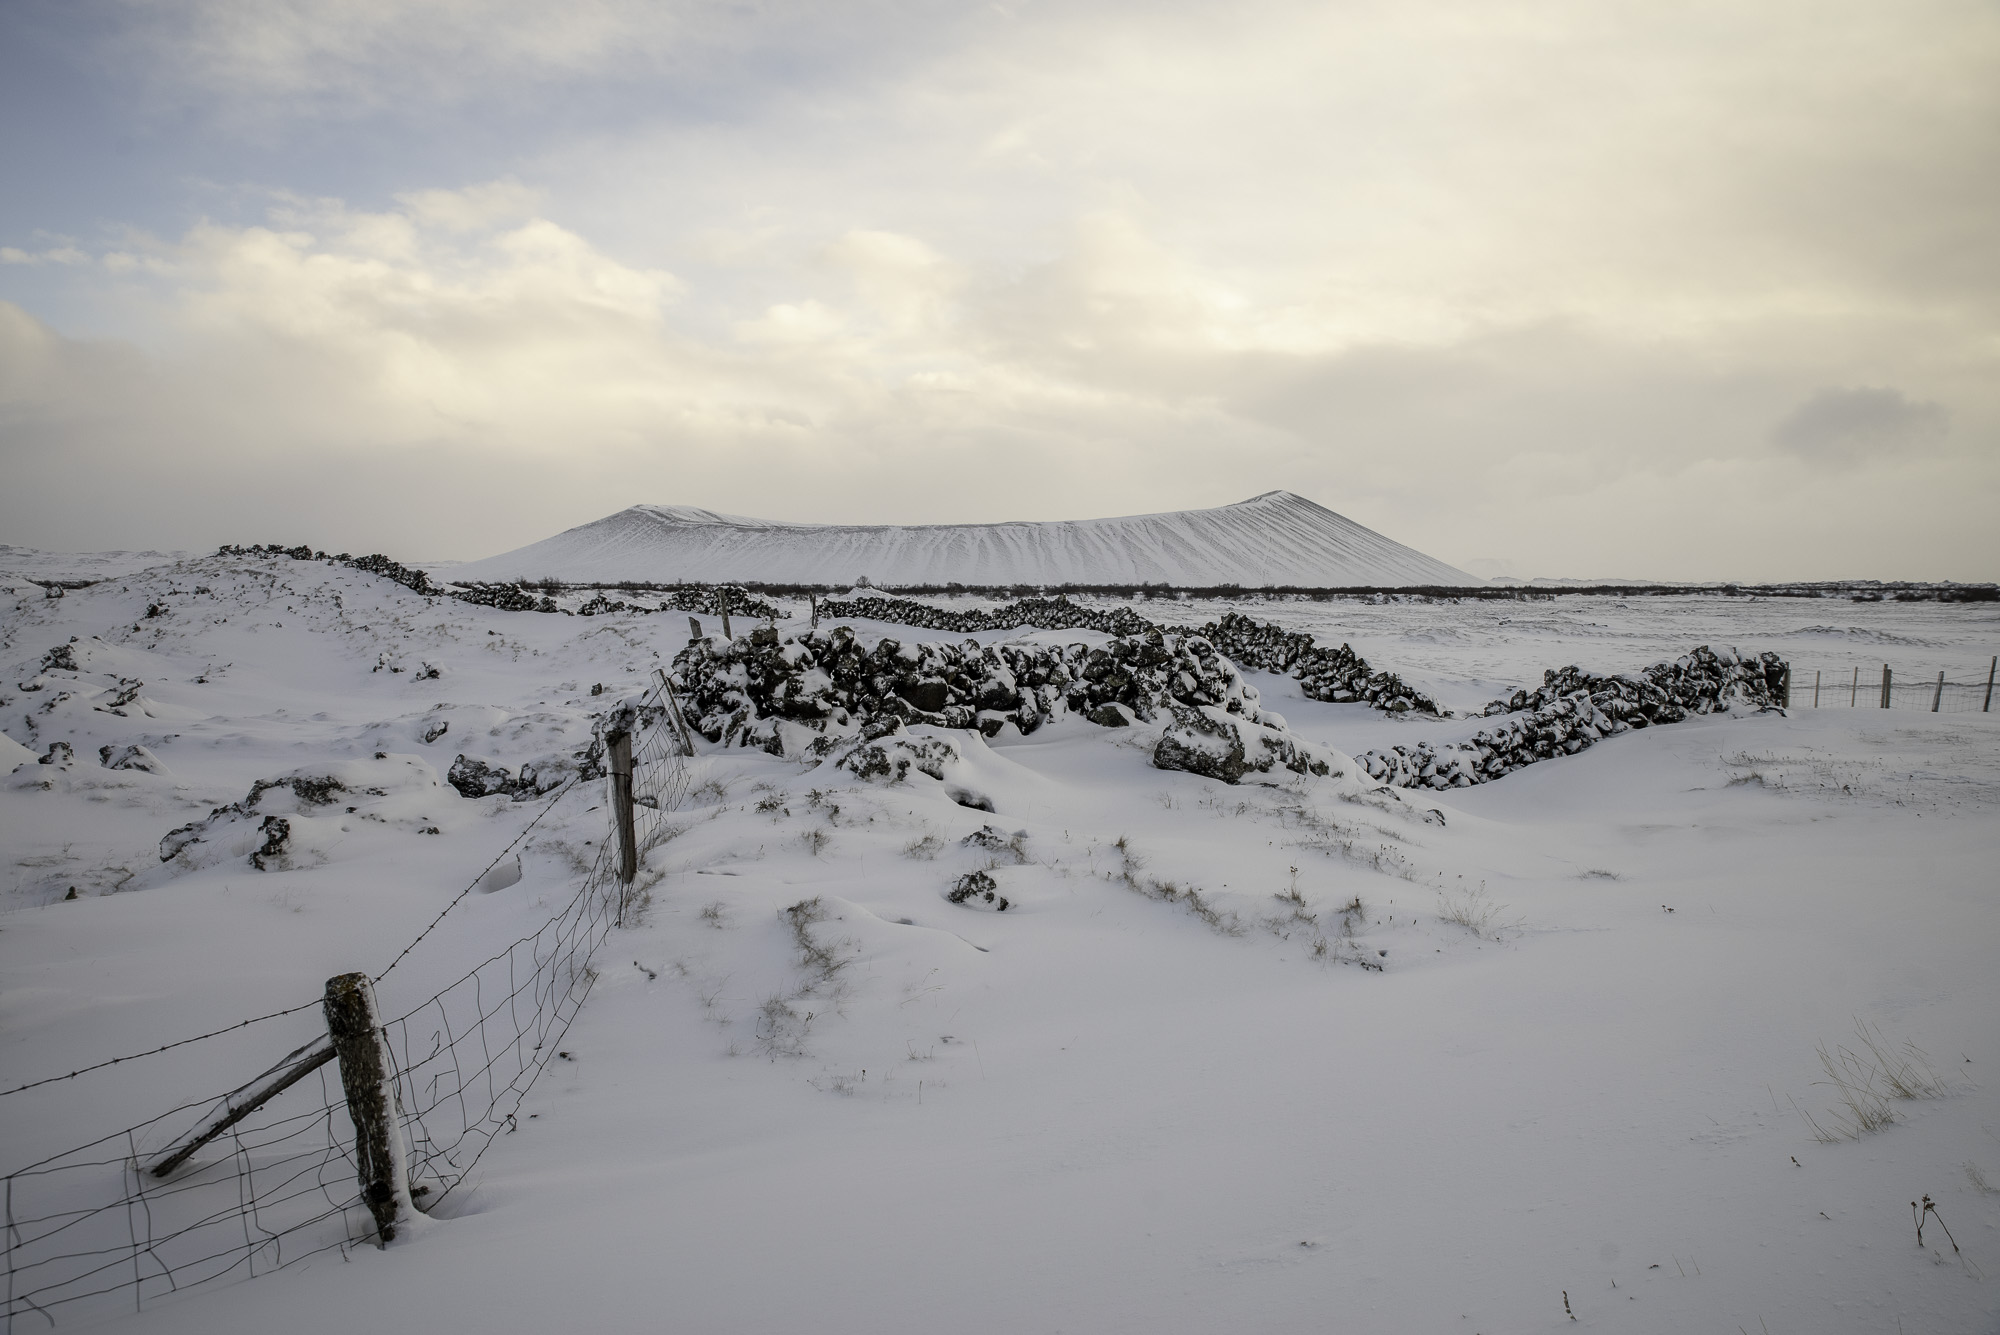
[2,552,1996,1334]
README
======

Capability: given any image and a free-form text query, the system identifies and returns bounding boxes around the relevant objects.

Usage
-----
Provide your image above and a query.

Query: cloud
[1773,387,1950,462]
[3,184,1995,579]
[396,180,544,234]
[1,245,89,266]
[8,0,2000,577]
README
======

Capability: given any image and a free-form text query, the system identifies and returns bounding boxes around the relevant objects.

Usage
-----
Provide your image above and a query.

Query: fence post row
[322,973,415,1247]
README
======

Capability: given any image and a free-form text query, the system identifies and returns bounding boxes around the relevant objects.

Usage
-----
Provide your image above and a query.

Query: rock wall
[220,546,557,613]
[577,584,787,621]
[1357,647,1789,790]
[1195,612,1444,716]
[672,623,1270,758]
[814,597,1444,718]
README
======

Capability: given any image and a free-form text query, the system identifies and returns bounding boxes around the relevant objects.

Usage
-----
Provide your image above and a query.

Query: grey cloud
[1772,386,1949,463]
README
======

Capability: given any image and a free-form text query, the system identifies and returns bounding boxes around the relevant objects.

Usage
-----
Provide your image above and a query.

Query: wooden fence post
[323,973,414,1247]
[1779,665,1791,708]
[1880,664,1891,709]
[1932,671,1945,712]
[1812,670,1820,708]
[721,608,733,640]
[654,668,696,756]
[608,727,637,892]
[1850,665,1858,708]
[1985,656,1995,713]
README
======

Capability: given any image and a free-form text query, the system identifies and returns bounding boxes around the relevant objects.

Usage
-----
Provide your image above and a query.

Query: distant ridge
[446,491,1480,589]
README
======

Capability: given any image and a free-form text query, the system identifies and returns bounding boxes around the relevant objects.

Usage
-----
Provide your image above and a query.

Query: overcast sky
[2,1,1995,579]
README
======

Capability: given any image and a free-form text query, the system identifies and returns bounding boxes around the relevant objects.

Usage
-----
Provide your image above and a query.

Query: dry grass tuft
[1794,1020,1954,1143]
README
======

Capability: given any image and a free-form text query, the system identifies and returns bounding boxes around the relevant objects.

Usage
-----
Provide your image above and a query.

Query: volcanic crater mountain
[446,491,1478,588]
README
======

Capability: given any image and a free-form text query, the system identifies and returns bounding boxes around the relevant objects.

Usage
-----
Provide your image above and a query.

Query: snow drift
[446,491,1479,589]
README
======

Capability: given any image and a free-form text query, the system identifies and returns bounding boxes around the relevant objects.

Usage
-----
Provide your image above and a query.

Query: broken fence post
[149,1035,336,1178]
[688,616,701,641]
[323,972,415,1246]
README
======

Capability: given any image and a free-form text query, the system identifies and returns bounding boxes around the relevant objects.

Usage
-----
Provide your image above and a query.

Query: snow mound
[446,491,1480,589]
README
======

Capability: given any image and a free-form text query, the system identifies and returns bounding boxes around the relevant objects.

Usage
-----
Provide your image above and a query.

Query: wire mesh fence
[3,1064,362,1329]
[3,679,691,1331]
[1789,657,1997,714]
[382,830,621,1210]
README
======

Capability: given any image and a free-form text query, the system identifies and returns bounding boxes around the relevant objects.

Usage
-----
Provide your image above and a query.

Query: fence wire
[3,1065,362,1331]
[1789,659,1996,714]
[3,682,688,1331]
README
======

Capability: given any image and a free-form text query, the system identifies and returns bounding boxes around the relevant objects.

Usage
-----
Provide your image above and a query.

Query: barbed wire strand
[373,771,586,985]
[3,768,598,1103]
[0,1001,325,1102]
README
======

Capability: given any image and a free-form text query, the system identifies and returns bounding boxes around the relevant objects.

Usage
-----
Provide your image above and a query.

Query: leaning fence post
[1985,656,1995,713]
[607,727,638,893]
[1880,664,1891,709]
[323,973,414,1247]
[1932,671,1945,712]
[654,668,696,756]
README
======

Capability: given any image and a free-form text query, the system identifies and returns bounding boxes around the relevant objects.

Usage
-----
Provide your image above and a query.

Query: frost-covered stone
[946,869,1010,911]
[161,772,349,861]
[1151,704,1340,787]
[99,743,168,775]
[962,824,1028,862]
[251,816,293,871]
[157,756,446,870]
[832,731,964,783]
[447,754,518,798]
[446,753,574,801]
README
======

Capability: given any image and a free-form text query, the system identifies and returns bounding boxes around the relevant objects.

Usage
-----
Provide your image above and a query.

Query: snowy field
[2,552,1997,1334]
